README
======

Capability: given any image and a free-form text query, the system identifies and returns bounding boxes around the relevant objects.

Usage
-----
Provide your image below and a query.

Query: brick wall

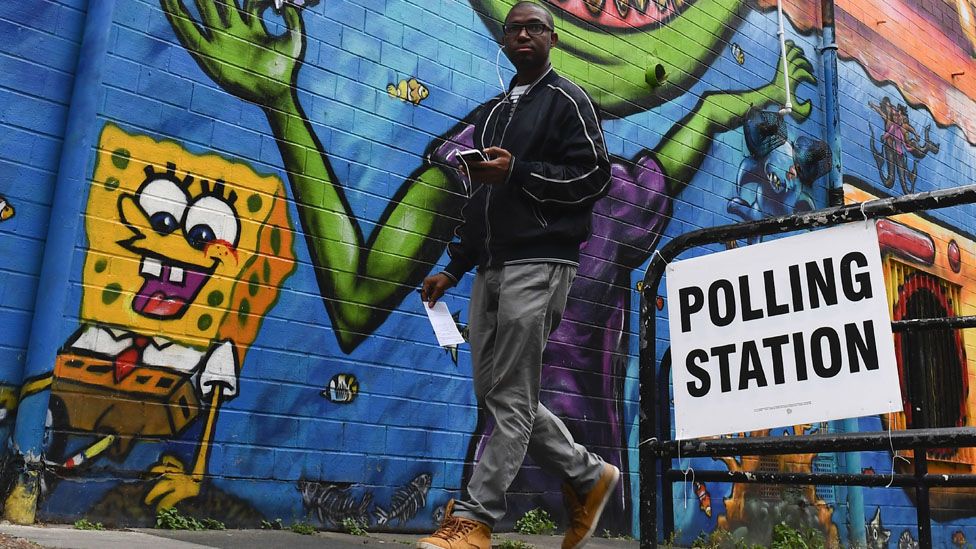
[0,0,85,446]
[12,0,976,544]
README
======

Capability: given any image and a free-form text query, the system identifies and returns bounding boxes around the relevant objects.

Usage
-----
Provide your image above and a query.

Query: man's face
[502,5,557,72]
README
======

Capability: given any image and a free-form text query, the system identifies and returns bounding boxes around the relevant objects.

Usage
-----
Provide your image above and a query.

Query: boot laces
[434,516,478,541]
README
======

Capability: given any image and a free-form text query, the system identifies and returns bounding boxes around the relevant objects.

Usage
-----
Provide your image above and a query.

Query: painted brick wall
[0,0,86,444]
[835,0,976,545]
[7,0,826,533]
[22,0,976,543]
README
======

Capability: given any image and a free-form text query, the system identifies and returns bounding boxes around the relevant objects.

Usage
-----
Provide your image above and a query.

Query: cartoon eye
[139,179,188,236]
[183,196,240,250]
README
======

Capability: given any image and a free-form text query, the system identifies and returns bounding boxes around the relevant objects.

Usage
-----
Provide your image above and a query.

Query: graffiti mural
[865,508,891,549]
[298,480,373,527]
[296,472,431,528]
[321,374,359,404]
[2,0,975,541]
[47,123,295,510]
[727,107,831,241]
[711,426,840,548]
[374,473,432,526]
[387,78,430,106]
[157,0,818,532]
[0,195,13,223]
[868,97,939,194]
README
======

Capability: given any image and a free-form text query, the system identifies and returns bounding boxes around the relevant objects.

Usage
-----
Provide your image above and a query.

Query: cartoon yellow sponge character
[52,123,295,509]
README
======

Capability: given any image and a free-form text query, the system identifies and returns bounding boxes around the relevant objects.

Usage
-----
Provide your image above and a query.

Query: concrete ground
[0,524,643,549]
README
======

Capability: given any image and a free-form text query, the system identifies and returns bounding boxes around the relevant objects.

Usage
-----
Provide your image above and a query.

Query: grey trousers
[453,263,605,527]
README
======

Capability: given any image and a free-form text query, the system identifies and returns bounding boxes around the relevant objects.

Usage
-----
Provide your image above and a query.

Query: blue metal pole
[821,0,845,207]
[819,0,864,540]
[4,0,116,523]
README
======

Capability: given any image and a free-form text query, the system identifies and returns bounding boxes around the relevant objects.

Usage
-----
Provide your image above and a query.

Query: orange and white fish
[730,43,746,65]
[694,481,712,517]
[952,531,967,547]
[388,78,429,105]
[0,195,14,222]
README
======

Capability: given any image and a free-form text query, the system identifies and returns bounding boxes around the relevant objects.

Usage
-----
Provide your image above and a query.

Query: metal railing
[638,183,976,549]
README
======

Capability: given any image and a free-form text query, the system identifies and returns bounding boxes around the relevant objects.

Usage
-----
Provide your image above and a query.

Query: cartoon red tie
[113,335,150,382]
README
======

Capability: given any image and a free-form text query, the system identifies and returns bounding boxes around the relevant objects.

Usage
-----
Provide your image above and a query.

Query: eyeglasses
[502,23,552,36]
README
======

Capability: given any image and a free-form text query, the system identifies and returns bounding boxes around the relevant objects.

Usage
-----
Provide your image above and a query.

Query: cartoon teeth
[133,255,212,319]
[141,257,163,277]
[140,257,189,284]
[580,0,670,16]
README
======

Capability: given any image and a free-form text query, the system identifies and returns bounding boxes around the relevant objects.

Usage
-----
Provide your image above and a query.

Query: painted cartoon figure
[159,0,816,526]
[727,108,831,241]
[715,426,840,547]
[869,97,939,193]
[49,124,295,509]
[0,195,14,222]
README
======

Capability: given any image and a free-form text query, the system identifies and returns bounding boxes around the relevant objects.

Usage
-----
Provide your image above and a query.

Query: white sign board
[666,221,901,439]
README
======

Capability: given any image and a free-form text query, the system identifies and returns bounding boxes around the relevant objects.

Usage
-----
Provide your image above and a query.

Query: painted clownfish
[0,195,14,222]
[694,481,712,517]
[730,43,746,65]
[388,78,430,105]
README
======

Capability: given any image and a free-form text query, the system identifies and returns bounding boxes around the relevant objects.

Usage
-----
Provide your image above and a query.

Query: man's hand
[466,147,512,186]
[421,272,455,307]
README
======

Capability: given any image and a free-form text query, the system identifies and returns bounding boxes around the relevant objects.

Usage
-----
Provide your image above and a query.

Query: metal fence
[638,183,976,549]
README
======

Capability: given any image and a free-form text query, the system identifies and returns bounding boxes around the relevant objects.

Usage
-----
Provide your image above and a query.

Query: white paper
[423,300,466,347]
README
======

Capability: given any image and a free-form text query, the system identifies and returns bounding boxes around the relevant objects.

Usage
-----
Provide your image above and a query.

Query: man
[418,3,617,549]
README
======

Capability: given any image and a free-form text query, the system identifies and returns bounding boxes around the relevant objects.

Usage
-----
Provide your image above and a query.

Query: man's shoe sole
[569,464,621,549]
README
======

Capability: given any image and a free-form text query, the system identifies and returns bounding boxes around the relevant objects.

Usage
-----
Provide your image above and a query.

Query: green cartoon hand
[655,42,817,195]
[161,0,464,354]
[774,40,817,122]
[160,0,303,107]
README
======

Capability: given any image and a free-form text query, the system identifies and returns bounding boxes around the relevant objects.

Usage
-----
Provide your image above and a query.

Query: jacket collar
[507,65,556,99]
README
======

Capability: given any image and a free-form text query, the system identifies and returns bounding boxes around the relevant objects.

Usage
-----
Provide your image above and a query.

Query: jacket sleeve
[510,85,611,206]
[443,184,486,282]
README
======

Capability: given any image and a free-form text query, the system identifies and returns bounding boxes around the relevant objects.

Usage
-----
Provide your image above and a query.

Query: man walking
[418,3,617,548]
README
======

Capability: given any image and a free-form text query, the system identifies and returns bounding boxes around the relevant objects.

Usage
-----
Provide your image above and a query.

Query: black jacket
[443,68,611,282]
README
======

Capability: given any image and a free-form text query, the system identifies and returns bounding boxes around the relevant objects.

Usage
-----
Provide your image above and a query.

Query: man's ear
[550,32,558,47]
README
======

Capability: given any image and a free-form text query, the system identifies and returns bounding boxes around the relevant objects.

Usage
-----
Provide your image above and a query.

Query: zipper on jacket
[484,96,524,266]
[484,186,493,266]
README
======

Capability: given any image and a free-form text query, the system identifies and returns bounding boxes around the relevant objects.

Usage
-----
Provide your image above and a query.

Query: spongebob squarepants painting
[48,123,295,510]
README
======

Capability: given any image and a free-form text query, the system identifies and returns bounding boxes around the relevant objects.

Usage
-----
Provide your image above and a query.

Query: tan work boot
[562,463,621,549]
[417,499,491,549]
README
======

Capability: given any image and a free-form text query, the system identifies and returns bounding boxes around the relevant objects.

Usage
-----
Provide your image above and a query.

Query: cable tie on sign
[677,439,695,510]
[886,412,910,488]
[859,200,869,227]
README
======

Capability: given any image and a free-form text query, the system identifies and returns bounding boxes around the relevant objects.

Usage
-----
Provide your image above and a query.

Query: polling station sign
[666,221,902,439]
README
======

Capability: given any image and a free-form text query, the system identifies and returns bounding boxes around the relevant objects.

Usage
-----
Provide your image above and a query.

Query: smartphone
[455,149,489,163]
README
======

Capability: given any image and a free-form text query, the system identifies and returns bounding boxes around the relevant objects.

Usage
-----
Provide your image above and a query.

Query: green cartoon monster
[159,0,815,522]
[160,0,813,351]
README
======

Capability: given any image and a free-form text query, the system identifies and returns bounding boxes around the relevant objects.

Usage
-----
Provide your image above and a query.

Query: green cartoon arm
[656,41,816,195]
[161,0,462,352]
